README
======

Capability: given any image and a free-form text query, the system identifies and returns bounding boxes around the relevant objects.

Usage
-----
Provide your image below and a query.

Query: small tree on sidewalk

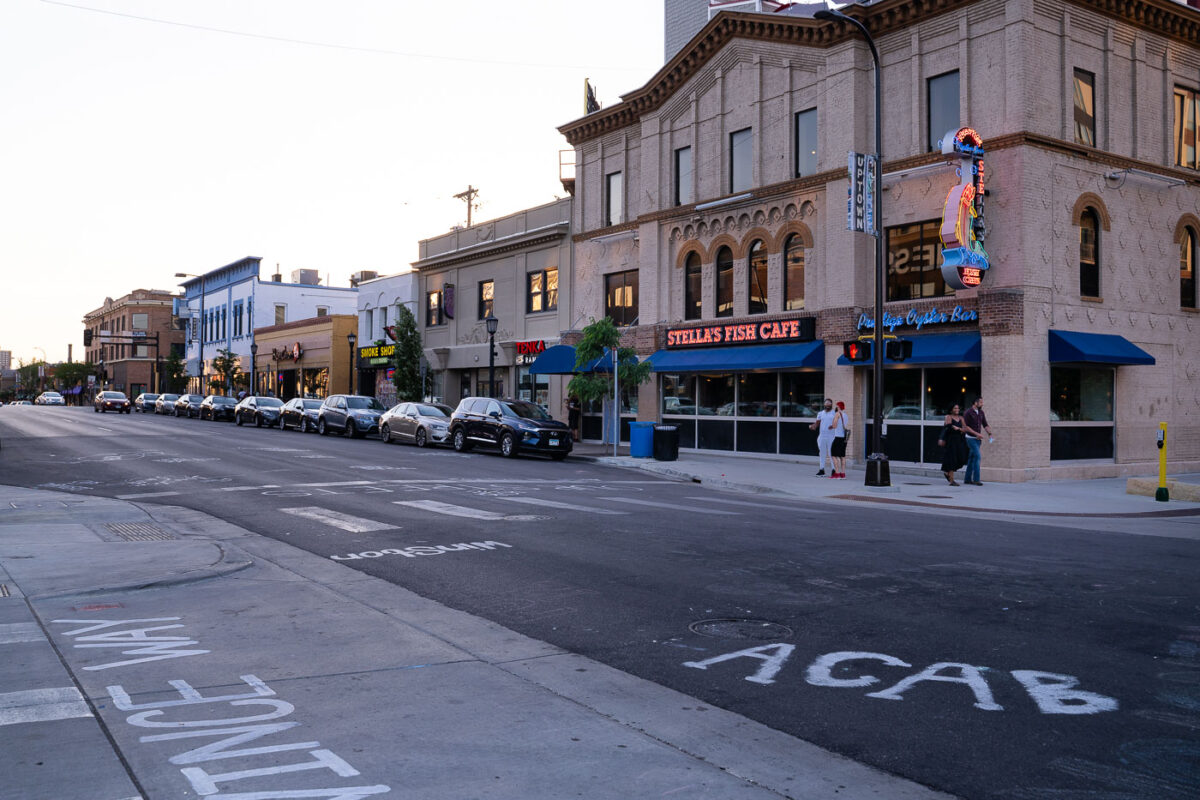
[391,305,428,402]
[210,348,242,396]
[162,350,187,393]
[567,317,652,443]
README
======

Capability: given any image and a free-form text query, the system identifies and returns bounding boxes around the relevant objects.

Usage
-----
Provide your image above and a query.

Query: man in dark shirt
[962,397,992,486]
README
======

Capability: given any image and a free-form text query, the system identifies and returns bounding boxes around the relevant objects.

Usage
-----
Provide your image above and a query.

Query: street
[1,404,1198,799]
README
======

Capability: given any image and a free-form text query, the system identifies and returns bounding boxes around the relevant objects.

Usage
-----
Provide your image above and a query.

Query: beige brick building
[83,289,185,398]
[558,0,1200,480]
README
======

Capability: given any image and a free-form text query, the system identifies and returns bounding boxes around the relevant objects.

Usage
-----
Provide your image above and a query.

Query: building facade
[176,258,358,395]
[251,314,357,401]
[559,0,1200,480]
[412,198,575,417]
[355,270,418,408]
[83,289,185,397]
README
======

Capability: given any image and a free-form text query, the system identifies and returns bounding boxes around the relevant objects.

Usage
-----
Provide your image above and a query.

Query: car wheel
[236,413,244,426]
[452,428,471,452]
[344,421,355,438]
[255,414,262,428]
[318,419,327,436]
[124,408,131,414]
[500,432,518,458]
[300,418,309,434]
[415,428,428,448]
[380,424,391,444]
[94,407,100,413]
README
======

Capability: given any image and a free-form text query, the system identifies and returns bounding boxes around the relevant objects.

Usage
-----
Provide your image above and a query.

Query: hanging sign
[939,127,990,290]
[515,340,547,366]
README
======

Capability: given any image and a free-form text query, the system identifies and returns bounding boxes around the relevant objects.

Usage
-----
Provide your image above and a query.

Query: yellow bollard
[1156,422,1169,502]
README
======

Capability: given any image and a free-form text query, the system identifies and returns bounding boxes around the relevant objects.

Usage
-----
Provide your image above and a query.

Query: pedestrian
[962,396,993,486]
[810,398,836,476]
[567,394,581,442]
[938,403,969,486]
[830,401,849,479]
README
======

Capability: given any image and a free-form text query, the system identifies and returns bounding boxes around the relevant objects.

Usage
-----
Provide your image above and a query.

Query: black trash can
[653,425,679,461]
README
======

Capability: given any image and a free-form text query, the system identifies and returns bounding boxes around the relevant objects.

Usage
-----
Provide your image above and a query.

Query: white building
[176,257,358,394]
[355,270,419,407]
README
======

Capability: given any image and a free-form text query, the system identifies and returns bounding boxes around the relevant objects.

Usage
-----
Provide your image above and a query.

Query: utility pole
[454,185,480,228]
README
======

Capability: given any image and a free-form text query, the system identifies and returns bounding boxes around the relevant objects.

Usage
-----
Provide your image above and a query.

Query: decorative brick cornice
[413,225,569,272]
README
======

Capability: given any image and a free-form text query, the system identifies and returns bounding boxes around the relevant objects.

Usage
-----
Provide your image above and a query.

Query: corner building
[559,0,1200,480]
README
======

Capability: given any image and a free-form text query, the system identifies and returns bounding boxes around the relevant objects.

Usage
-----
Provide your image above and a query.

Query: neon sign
[939,127,989,290]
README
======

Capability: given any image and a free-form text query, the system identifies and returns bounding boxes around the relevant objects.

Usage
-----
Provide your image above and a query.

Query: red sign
[665,318,815,349]
[516,340,546,355]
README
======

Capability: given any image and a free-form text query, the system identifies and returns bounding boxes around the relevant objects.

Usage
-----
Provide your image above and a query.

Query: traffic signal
[83,329,93,346]
[885,339,914,362]
[843,340,871,362]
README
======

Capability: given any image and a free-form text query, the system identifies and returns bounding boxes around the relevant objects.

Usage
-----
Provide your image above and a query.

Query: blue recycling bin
[629,421,656,458]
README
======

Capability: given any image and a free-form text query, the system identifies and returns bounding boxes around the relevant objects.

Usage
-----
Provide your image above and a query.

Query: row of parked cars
[99,391,575,459]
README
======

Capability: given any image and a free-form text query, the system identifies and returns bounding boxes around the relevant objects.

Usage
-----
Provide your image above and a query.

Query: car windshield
[162,394,179,401]
[212,396,236,405]
[257,397,284,408]
[347,397,385,410]
[416,404,450,418]
[504,401,551,420]
[103,392,126,399]
[44,392,62,397]
[302,399,323,409]
[143,394,159,400]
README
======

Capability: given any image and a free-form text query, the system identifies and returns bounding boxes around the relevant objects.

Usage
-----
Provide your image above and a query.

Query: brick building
[83,289,185,397]
[557,0,1200,480]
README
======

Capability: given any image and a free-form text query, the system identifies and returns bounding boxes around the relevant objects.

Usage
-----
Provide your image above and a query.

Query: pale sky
[0,0,664,365]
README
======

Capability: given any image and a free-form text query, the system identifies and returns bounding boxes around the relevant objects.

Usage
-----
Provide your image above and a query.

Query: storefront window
[302,367,328,398]
[924,367,980,419]
[662,373,696,415]
[517,367,549,407]
[1050,366,1114,460]
[697,373,735,416]
[737,372,776,416]
[887,221,952,301]
[780,372,823,418]
[748,241,768,314]
[863,367,980,463]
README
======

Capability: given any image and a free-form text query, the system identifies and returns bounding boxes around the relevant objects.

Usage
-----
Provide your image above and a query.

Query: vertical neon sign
[939,127,989,290]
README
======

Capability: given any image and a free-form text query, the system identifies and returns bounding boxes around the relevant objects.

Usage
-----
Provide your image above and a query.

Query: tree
[210,348,242,396]
[391,304,429,402]
[567,317,653,442]
[162,350,187,393]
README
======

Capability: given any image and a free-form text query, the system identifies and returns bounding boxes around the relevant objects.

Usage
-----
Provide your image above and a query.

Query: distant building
[82,289,185,397]
[355,270,418,407]
[0,350,10,371]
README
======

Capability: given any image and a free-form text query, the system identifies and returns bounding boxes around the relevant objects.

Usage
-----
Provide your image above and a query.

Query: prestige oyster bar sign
[666,318,815,349]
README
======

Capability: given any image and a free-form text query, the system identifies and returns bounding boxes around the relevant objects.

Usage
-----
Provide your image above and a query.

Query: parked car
[234,396,285,427]
[93,391,131,413]
[133,393,159,413]
[317,394,385,438]
[448,396,572,460]
[35,391,65,406]
[379,402,453,447]
[199,395,238,421]
[155,394,180,415]
[174,394,205,418]
[12,400,32,405]
[280,397,323,432]
[885,405,923,420]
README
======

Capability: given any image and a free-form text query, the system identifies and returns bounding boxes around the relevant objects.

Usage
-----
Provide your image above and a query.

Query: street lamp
[485,314,498,398]
[249,343,258,397]
[175,272,205,395]
[814,5,889,487]
[347,332,357,394]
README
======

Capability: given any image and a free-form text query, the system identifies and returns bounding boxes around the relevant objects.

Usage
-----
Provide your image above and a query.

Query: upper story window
[379,306,388,331]
[748,240,768,314]
[1174,86,1198,170]
[784,235,805,310]
[274,304,286,326]
[527,268,558,313]
[478,279,494,320]
[795,109,817,177]
[1073,69,1096,146]
[730,128,752,193]
[1079,208,1100,299]
[426,290,444,327]
[674,147,693,206]
[1181,226,1196,308]
[605,171,624,226]
[131,313,148,330]
[887,220,953,301]
[684,252,702,320]
[927,71,960,152]
[365,309,374,337]
[605,269,638,327]
[316,306,328,317]
[715,246,734,317]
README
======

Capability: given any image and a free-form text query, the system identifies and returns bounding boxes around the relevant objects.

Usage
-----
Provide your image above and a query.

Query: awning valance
[836,332,981,366]
[1048,330,1155,365]
[649,340,824,372]
[528,345,638,374]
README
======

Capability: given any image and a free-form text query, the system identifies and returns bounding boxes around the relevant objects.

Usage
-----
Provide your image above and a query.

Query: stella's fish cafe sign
[666,318,816,349]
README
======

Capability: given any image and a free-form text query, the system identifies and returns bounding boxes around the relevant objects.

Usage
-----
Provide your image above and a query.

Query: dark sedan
[93,391,132,413]
[199,395,237,421]
[154,394,180,415]
[280,398,323,432]
[133,393,159,412]
[174,394,205,418]
[448,397,572,460]
[234,396,284,427]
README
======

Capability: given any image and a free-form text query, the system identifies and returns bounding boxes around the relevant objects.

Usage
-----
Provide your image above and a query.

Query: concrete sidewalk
[0,484,954,800]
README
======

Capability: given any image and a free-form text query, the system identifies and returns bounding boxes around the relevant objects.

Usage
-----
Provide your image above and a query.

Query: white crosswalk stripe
[0,622,45,644]
[686,496,831,513]
[492,496,629,515]
[393,500,514,521]
[280,507,398,532]
[598,497,741,515]
[0,687,92,726]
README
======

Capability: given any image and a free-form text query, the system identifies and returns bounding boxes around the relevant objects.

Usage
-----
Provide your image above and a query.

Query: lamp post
[175,272,205,395]
[347,332,357,394]
[815,5,889,487]
[485,314,498,398]
[249,343,258,396]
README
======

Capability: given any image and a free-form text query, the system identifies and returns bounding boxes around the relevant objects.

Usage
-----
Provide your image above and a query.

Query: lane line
[0,622,45,644]
[0,687,92,726]
[294,480,373,488]
[115,491,181,500]
[492,496,629,515]
[599,497,741,515]
[379,479,672,485]
[393,500,511,521]
[219,485,280,492]
[279,507,398,532]
[686,496,831,513]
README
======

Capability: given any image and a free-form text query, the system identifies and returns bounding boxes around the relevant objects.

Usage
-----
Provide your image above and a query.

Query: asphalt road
[2,404,1198,800]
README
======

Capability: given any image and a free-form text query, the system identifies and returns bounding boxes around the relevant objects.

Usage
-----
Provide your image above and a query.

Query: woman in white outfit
[810,398,836,476]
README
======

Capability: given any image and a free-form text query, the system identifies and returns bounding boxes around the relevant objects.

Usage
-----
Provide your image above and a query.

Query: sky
[0,0,664,365]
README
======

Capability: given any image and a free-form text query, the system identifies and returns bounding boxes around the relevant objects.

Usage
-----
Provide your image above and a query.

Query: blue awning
[648,340,824,372]
[836,332,981,366]
[1048,330,1155,365]
[528,344,577,374]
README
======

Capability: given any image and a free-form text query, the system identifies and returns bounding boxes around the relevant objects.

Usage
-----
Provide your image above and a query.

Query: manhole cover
[106,522,178,541]
[689,618,793,640]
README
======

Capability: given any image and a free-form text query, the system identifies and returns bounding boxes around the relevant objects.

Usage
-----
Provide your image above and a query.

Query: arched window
[783,235,805,310]
[684,252,702,320]
[1079,209,1100,298]
[1182,226,1197,309]
[715,246,734,318]
[748,240,768,314]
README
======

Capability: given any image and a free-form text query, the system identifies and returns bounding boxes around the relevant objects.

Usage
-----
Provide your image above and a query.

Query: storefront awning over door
[1048,330,1155,365]
[528,345,638,374]
[648,340,824,372]
[835,332,981,366]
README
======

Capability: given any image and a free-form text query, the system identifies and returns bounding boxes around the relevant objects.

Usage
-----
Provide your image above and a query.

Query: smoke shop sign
[857,306,979,333]
[666,318,815,349]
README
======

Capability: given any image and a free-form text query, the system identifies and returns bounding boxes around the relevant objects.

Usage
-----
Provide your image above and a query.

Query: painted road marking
[687,496,832,513]
[380,478,671,485]
[393,500,546,521]
[294,480,374,488]
[0,622,44,644]
[115,491,182,500]
[219,485,280,492]
[599,497,741,515]
[280,507,398,532]
[492,496,629,515]
[0,687,92,726]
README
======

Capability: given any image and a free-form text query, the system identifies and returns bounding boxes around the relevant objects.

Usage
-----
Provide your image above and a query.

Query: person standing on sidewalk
[962,396,992,486]
[830,401,848,479]
[939,403,968,486]
[567,395,581,442]
[810,398,836,476]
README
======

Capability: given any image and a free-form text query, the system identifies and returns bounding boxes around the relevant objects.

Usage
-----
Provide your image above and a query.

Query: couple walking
[812,398,848,479]
[939,397,993,486]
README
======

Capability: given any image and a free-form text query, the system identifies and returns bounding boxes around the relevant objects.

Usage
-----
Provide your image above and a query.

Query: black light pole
[347,332,357,394]
[485,314,498,398]
[815,5,889,487]
[249,343,258,396]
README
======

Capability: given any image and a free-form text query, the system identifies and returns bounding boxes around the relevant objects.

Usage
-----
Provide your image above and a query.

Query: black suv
[448,397,572,460]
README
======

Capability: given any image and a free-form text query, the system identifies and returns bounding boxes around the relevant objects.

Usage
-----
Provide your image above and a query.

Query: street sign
[864,154,877,236]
